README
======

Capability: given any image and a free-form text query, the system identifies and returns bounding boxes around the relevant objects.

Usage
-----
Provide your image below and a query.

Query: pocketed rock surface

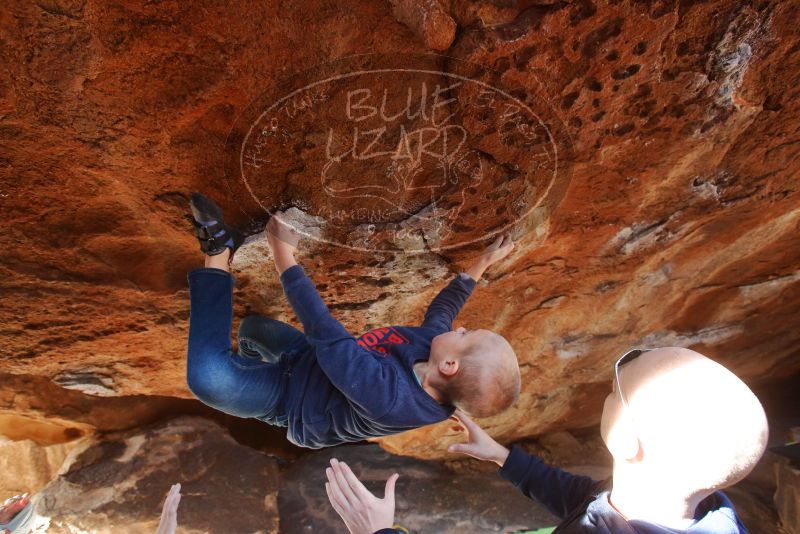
[0,0,798,461]
[33,417,282,534]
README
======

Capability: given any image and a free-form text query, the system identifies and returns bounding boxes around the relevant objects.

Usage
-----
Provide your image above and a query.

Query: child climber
[185,193,521,448]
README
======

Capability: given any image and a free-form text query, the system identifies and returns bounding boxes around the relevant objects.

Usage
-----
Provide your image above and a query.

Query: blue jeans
[186,268,309,425]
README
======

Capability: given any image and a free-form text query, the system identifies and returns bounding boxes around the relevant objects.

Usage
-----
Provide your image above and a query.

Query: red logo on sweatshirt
[357,327,409,355]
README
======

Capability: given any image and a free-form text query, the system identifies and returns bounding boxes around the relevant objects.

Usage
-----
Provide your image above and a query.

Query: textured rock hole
[510,88,528,101]
[451,223,474,233]
[613,123,635,136]
[492,56,511,73]
[595,280,621,293]
[513,45,538,70]
[605,49,620,61]
[582,18,623,59]
[637,100,656,117]
[763,93,783,111]
[650,2,673,18]
[633,41,647,55]
[668,102,687,117]
[700,120,716,133]
[680,121,700,136]
[677,40,693,56]
[562,91,580,109]
[634,84,652,98]
[0,414,90,446]
[585,77,603,92]
[570,0,597,25]
[612,64,641,80]
[662,67,679,81]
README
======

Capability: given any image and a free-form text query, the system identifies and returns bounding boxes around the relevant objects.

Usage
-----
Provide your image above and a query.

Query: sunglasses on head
[613,348,652,409]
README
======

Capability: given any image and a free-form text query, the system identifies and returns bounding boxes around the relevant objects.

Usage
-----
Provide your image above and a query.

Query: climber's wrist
[273,250,297,275]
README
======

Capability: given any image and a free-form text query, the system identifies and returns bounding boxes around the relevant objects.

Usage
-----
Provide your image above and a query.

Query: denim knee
[186,351,240,411]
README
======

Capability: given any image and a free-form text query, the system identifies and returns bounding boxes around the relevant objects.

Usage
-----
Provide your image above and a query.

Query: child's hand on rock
[465,234,515,280]
[267,211,300,274]
[267,210,300,251]
[480,234,515,267]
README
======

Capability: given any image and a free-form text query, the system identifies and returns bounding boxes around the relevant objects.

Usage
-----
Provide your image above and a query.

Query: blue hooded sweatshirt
[278,265,476,448]
[497,446,748,533]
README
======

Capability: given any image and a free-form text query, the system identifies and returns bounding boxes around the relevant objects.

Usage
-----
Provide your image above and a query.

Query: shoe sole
[190,193,224,225]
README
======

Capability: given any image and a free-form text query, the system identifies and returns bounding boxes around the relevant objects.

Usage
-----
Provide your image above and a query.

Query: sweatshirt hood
[583,491,745,534]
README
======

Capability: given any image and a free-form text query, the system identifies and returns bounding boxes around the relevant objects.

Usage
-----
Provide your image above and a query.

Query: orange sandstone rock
[0,0,798,460]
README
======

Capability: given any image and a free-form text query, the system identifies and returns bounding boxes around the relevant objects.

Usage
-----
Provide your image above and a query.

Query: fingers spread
[453,410,472,430]
[325,477,349,514]
[452,409,477,431]
[325,482,346,517]
[167,490,181,507]
[330,459,359,505]
[338,461,372,502]
[384,473,399,501]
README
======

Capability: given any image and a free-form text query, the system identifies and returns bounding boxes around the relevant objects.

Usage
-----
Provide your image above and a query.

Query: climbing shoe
[188,193,244,260]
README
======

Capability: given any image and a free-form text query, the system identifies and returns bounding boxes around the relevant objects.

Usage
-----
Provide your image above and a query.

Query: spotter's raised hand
[447,410,510,466]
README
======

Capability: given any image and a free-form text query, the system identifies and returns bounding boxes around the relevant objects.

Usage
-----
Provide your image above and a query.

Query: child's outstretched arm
[421,234,514,333]
[266,213,399,416]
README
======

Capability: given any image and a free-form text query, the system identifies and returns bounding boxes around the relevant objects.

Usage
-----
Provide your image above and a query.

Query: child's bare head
[429,328,520,417]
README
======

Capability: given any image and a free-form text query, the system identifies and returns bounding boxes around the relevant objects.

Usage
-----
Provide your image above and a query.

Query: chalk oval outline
[238,65,569,254]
